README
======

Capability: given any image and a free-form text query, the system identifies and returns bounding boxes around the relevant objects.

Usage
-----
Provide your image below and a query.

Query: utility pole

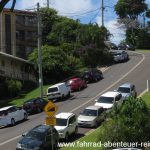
[47,0,49,8]
[101,0,104,27]
[37,3,43,98]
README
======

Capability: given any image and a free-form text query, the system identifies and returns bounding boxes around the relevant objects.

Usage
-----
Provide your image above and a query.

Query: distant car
[118,44,135,51]
[0,106,28,127]
[116,83,137,100]
[94,91,124,109]
[81,68,103,83]
[67,77,87,91]
[78,106,105,127]
[110,50,129,63]
[47,83,71,100]
[55,112,78,141]
[16,124,59,150]
[23,98,48,114]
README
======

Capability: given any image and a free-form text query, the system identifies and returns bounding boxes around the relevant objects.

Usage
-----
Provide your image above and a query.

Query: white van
[47,83,71,100]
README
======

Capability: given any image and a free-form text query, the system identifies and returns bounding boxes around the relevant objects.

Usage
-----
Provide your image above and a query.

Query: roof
[48,83,65,88]
[119,83,133,88]
[56,112,74,119]
[85,105,102,110]
[101,91,120,98]
[3,8,36,16]
[0,106,14,111]
[69,78,79,81]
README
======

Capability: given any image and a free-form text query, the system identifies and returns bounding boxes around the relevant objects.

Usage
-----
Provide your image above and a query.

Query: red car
[68,77,87,91]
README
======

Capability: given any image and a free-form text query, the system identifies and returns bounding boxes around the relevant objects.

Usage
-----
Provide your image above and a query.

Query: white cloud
[96,16,125,44]
[16,0,96,16]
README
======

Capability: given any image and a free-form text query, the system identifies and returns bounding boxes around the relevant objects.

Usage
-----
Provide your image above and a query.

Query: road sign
[44,101,58,117]
[45,117,56,126]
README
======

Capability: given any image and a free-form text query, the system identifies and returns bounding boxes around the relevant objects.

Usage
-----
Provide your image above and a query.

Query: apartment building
[0,8,37,82]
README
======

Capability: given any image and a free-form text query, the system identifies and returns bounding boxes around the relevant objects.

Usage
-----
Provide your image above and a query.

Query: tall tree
[115,0,148,19]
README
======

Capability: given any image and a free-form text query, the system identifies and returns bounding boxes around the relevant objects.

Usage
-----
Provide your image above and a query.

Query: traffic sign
[45,116,56,126]
[44,101,58,117]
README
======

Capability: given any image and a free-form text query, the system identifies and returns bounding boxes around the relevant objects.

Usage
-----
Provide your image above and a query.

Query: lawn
[137,49,150,53]
[141,92,150,107]
[2,85,50,107]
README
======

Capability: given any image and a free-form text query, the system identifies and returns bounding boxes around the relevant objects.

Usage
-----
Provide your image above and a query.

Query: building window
[16,15,25,25]
[16,30,25,40]
[25,16,37,27]
[26,31,37,41]
[16,45,26,59]
[5,14,11,54]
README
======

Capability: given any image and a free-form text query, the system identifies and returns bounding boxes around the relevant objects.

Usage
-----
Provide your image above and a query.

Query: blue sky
[5,0,150,44]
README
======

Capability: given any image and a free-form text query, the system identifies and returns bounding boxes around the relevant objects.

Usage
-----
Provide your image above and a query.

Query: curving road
[0,51,150,150]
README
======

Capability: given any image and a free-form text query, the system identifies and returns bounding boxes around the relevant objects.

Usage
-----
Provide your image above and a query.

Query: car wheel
[67,92,70,97]
[37,108,42,113]
[65,132,69,141]
[94,78,98,82]
[11,118,15,126]
[24,113,28,120]
[94,121,98,128]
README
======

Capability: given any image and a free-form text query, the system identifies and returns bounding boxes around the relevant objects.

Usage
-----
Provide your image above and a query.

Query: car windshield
[82,109,97,116]
[26,130,46,141]
[0,110,7,116]
[118,87,130,93]
[98,96,114,104]
[48,87,58,93]
[56,118,67,126]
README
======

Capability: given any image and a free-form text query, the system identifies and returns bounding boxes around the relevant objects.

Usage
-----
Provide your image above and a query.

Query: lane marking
[70,52,145,113]
[0,52,145,146]
[0,135,21,146]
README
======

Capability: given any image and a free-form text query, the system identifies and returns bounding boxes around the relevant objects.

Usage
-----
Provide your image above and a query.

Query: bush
[6,79,22,97]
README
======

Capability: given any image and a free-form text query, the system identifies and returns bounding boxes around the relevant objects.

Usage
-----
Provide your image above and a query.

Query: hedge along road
[0,51,149,150]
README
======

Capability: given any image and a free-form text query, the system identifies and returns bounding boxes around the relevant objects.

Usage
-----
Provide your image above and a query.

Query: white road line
[70,52,145,113]
[0,135,21,146]
[0,52,145,146]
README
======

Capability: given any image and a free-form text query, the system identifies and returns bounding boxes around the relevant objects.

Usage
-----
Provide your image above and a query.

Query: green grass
[61,125,105,150]
[137,49,150,53]
[4,85,50,107]
[141,92,150,107]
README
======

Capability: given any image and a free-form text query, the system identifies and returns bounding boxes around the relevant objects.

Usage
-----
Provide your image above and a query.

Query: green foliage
[115,0,148,19]
[28,45,82,82]
[40,8,59,44]
[6,79,22,97]
[100,97,150,149]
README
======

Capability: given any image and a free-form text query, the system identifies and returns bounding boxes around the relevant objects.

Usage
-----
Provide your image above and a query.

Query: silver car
[77,106,105,127]
[116,83,137,100]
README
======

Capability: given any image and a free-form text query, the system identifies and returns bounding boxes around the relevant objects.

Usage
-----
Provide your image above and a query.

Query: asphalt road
[0,51,150,150]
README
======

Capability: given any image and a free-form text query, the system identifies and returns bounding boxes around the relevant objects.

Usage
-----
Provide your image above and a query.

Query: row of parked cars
[47,68,103,100]
[15,82,137,150]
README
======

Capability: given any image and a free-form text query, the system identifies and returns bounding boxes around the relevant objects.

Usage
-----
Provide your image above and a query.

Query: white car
[55,112,78,141]
[94,91,123,109]
[47,83,71,100]
[78,106,105,127]
[0,106,28,127]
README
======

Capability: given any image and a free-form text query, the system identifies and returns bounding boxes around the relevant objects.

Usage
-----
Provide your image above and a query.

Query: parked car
[81,68,103,83]
[94,91,124,109]
[23,98,48,114]
[116,83,137,100]
[67,77,87,91]
[16,124,59,150]
[47,83,71,100]
[0,106,28,127]
[110,50,129,63]
[55,112,78,141]
[78,106,105,127]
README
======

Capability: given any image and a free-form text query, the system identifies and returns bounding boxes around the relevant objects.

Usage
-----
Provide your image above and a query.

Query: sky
[5,0,150,45]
